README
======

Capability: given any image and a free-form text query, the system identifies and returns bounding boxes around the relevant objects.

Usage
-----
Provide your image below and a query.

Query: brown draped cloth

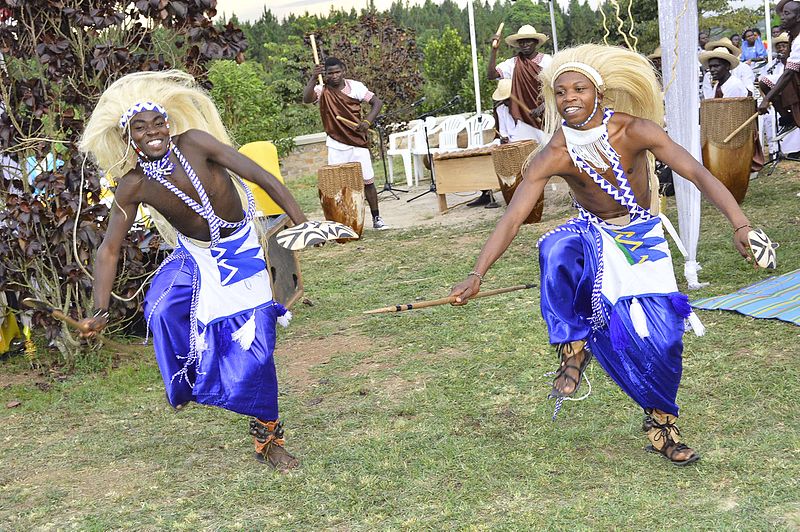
[510,53,544,129]
[319,85,370,148]
[774,69,800,127]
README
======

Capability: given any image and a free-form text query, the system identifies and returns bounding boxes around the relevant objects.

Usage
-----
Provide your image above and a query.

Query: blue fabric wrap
[539,221,685,416]
[144,253,280,420]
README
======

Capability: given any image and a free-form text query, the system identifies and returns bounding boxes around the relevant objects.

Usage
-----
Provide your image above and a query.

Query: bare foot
[255,442,300,472]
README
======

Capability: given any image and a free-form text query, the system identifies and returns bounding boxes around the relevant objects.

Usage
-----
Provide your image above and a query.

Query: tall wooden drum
[492,140,543,223]
[700,97,756,204]
[317,162,365,242]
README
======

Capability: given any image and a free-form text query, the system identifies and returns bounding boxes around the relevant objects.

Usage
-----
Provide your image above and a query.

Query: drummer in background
[758,0,800,137]
[492,79,520,143]
[702,37,755,96]
[302,57,388,230]
[700,46,750,99]
[759,32,791,95]
[757,33,800,151]
[487,24,552,145]
[701,45,766,172]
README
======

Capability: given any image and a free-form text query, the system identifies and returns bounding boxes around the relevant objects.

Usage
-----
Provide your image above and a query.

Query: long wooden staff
[364,284,535,315]
[492,22,505,48]
[310,34,323,85]
[509,93,533,117]
[22,298,129,351]
[723,112,758,143]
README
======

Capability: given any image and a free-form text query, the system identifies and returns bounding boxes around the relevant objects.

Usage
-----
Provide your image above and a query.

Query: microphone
[448,94,461,105]
[411,96,426,107]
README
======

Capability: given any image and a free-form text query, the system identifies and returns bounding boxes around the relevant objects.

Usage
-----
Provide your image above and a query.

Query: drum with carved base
[700,96,756,204]
[317,162,364,242]
[491,140,543,223]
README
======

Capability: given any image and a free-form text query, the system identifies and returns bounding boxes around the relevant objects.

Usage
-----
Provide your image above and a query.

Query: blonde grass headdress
[540,44,663,137]
[79,70,232,179]
[79,70,234,247]
[525,44,663,172]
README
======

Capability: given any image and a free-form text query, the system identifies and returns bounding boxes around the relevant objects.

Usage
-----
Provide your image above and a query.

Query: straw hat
[505,25,549,47]
[704,36,741,57]
[647,47,661,60]
[492,79,512,101]
[699,46,740,69]
[774,32,791,46]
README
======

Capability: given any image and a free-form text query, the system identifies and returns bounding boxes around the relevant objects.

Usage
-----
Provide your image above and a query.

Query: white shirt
[495,104,546,144]
[702,63,755,96]
[495,53,552,79]
[314,79,374,150]
[702,75,749,99]
[760,61,785,87]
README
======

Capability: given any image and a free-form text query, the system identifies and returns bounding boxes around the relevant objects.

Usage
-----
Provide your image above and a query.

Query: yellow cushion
[238,141,286,216]
[0,309,21,354]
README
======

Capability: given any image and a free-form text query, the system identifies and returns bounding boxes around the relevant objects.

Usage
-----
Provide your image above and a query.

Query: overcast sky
[214,0,767,23]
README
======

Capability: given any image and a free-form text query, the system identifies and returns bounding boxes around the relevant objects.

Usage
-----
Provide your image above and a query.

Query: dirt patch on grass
[275,333,374,390]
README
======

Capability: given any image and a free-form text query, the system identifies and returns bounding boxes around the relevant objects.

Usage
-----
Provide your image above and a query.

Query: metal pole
[467,0,482,116]
[765,0,773,69]
[548,0,559,53]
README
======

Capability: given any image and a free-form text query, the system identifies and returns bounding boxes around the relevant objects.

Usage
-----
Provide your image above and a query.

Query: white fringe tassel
[687,311,706,337]
[277,310,292,328]
[630,297,650,339]
[196,329,207,352]
[231,311,256,350]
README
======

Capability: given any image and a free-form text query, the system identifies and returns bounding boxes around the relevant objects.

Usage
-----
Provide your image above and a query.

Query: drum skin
[317,162,365,242]
[491,140,543,223]
[700,97,756,204]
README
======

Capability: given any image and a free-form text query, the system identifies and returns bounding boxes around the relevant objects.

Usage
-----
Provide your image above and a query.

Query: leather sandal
[549,340,592,399]
[643,410,700,466]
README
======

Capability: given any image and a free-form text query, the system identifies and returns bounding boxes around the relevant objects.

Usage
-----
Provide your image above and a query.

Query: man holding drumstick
[303,57,388,230]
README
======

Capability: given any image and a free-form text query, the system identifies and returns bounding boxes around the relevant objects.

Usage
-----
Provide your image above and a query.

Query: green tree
[207,61,285,150]
[422,27,471,110]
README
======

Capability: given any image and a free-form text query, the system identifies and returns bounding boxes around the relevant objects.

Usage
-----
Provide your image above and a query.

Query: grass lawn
[1,163,799,530]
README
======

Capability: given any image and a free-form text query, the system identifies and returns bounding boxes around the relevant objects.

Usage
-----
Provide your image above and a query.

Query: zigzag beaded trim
[119,101,168,129]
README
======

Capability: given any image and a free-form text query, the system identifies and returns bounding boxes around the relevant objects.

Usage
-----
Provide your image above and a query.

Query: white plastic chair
[386,120,420,188]
[433,115,467,152]
[465,113,498,149]
[410,116,440,185]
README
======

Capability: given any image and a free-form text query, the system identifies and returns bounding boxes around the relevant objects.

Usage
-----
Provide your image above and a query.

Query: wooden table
[432,146,498,212]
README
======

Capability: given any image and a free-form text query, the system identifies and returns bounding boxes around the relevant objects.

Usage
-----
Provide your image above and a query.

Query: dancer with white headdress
[78,70,308,471]
[451,44,766,466]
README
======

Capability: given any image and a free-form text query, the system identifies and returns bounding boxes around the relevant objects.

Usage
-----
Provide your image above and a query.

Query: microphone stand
[375,100,427,198]
[374,116,406,199]
[407,98,460,204]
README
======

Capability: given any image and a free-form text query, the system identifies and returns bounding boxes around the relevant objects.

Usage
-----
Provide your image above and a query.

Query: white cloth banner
[658,1,706,289]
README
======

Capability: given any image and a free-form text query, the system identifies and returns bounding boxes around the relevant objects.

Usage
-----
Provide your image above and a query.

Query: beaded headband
[118,101,169,129]
[552,62,605,91]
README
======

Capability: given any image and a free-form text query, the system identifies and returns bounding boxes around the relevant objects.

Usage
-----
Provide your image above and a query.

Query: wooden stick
[336,115,373,133]
[21,298,130,352]
[310,34,323,85]
[492,22,505,48]
[509,93,532,116]
[363,283,536,315]
[336,115,360,130]
[723,112,758,143]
